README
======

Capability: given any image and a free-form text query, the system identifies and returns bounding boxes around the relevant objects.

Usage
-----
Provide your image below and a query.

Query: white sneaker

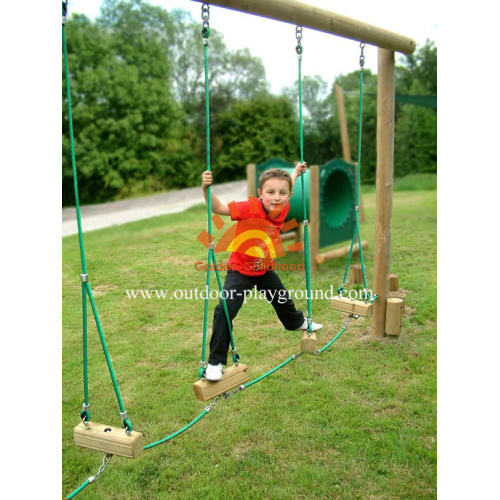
[205,363,223,381]
[295,319,323,332]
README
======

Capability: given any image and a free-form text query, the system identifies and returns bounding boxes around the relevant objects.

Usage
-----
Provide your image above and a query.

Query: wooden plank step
[301,331,318,353]
[193,364,250,402]
[74,421,144,459]
[331,296,373,317]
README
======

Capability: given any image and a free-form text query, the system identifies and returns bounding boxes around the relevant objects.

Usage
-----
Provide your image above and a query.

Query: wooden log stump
[389,274,399,291]
[350,264,363,284]
[388,291,406,312]
[385,298,404,336]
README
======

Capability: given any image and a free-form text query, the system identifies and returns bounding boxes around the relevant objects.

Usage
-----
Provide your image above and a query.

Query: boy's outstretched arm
[202,170,231,216]
[290,161,307,189]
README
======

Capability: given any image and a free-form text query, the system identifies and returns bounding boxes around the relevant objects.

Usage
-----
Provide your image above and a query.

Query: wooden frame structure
[191,0,416,338]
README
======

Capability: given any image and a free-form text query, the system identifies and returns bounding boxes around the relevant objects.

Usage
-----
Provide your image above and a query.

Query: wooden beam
[191,0,416,54]
[371,49,395,339]
[315,241,367,264]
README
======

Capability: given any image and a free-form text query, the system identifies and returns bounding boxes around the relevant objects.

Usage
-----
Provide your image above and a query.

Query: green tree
[63,4,199,205]
[214,95,299,180]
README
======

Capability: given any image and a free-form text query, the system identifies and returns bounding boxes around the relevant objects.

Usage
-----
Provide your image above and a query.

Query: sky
[66,0,437,94]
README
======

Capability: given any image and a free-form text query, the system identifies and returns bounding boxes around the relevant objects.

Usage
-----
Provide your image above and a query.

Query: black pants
[208,270,305,365]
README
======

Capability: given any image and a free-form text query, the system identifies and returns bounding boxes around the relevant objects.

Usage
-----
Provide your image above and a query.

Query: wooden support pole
[371,48,395,339]
[191,0,416,54]
[295,222,303,245]
[309,165,320,272]
[247,163,256,198]
[335,84,351,164]
[335,83,365,223]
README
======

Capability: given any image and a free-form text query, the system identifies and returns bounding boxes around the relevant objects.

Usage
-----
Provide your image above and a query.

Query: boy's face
[258,178,291,213]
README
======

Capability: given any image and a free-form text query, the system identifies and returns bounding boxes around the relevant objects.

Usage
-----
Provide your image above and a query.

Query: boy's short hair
[258,168,293,193]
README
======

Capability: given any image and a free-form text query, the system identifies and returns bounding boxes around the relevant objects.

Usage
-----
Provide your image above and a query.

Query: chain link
[204,395,221,412]
[88,454,113,484]
[295,25,303,55]
[202,3,210,27]
[359,42,366,68]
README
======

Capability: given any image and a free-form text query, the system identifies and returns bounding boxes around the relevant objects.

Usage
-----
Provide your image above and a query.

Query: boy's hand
[202,170,213,189]
[295,161,307,174]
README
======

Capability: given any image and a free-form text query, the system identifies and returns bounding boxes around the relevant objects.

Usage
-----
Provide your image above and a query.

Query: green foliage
[62,5,199,205]
[63,1,437,204]
[214,95,299,180]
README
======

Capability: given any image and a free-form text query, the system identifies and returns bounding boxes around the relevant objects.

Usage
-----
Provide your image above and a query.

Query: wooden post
[335,84,351,164]
[335,84,365,223]
[309,165,320,272]
[371,48,395,339]
[191,1,416,55]
[247,164,256,198]
[350,264,363,284]
[295,222,303,245]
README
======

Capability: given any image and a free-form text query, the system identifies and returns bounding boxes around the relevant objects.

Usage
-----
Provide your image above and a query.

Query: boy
[201,163,322,381]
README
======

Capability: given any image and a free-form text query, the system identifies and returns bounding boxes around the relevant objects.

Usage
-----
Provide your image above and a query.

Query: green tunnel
[254,158,356,247]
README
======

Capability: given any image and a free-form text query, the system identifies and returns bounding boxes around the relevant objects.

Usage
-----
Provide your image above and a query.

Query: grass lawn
[62,187,437,499]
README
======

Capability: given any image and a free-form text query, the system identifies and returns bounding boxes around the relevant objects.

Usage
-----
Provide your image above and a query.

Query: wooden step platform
[301,331,318,353]
[74,421,144,459]
[331,296,373,317]
[193,364,250,402]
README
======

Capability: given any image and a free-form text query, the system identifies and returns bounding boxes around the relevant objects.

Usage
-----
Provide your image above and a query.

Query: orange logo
[197,197,303,268]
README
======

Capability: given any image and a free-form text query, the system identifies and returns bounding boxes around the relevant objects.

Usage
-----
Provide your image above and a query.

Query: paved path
[62,180,247,237]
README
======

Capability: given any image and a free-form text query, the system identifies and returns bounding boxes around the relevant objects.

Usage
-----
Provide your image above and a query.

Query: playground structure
[247,158,368,272]
[63,0,415,496]
[205,0,414,339]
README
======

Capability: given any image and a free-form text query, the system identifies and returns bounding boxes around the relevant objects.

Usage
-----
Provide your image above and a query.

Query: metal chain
[359,42,366,68]
[88,454,113,484]
[201,3,210,27]
[204,395,221,413]
[295,25,303,55]
[314,315,357,355]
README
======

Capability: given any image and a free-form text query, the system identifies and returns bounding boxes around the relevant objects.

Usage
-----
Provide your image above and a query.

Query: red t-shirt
[227,198,289,276]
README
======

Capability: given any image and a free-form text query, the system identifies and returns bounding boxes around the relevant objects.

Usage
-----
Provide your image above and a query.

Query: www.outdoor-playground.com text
[125,287,373,304]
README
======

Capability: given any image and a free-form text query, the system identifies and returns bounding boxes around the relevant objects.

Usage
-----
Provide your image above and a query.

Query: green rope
[144,411,208,450]
[81,283,90,422]
[339,43,372,298]
[63,10,133,432]
[199,9,212,378]
[211,252,239,363]
[296,27,313,335]
[65,480,90,499]
[199,5,236,375]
